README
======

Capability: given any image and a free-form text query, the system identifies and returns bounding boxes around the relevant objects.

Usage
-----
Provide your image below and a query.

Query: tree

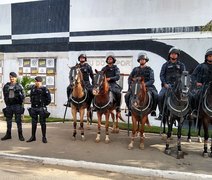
[201,20,212,32]
[17,76,34,97]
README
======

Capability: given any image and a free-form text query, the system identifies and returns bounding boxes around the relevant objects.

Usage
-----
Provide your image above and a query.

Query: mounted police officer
[157,47,186,120]
[125,52,158,116]
[1,72,25,141]
[66,53,94,109]
[27,76,51,143]
[190,48,212,116]
[101,52,122,113]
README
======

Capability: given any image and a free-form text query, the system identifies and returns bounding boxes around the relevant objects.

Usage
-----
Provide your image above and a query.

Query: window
[18,57,56,104]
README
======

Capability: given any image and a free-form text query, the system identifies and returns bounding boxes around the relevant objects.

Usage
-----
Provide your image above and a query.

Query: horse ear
[95,69,98,74]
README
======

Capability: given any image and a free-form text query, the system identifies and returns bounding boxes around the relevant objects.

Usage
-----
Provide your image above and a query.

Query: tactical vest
[105,65,116,78]
[31,86,51,107]
[3,83,24,105]
[136,66,151,82]
[80,64,91,82]
[207,64,212,82]
[165,63,182,84]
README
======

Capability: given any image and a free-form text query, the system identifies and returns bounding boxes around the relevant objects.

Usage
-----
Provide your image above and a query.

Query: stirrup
[191,110,197,118]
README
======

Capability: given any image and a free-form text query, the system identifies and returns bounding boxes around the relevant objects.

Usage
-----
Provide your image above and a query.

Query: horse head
[173,71,190,102]
[69,63,84,89]
[92,69,109,96]
[131,76,148,109]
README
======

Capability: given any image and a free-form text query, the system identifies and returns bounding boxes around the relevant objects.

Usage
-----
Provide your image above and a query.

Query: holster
[2,107,7,117]
[43,108,50,118]
[28,108,33,117]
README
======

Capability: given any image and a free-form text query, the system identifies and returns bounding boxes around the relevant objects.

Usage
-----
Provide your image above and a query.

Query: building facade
[0,0,212,118]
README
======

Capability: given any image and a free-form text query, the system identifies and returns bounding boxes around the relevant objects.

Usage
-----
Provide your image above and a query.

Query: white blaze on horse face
[134,83,138,95]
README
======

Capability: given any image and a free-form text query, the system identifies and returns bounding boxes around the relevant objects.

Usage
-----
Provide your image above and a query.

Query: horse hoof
[187,138,192,143]
[128,145,133,150]
[139,144,144,150]
[72,136,76,141]
[177,151,184,159]
[202,152,209,158]
[197,137,202,143]
[105,139,110,144]
[161,134,167,140]
[209,152,212,157]
[111,129,116,134]
[95,138,100,143]
[81,136,86,141]
[165,149,171,155]
[116,129,119,133]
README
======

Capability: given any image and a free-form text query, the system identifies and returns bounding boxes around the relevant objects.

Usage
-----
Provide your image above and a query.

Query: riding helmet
[168,47,180,58]
[137,52,149,62]
[106,52,116,63]
[205,48,212,61]
[78,54,87,61]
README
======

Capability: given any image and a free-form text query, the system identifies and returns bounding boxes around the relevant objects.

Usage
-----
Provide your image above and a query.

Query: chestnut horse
[199,82,212,157]
[92,70,123,143]
[69,64,91,140]
[128,77,152,150]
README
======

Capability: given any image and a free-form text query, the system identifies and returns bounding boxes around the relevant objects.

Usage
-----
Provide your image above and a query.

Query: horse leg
[86,108,91,130]
[161,116,167,140]
[177,119,184,159]
[79,108,85,141]
[197,121,202,143]
[202,120,209,157]
[128,115,137,150]
[187,119,192,142]
[210,134,212,157]
[139,116,146,150]
[95,112,101,143]
[111,111,116,133]
[165,117,172,155]
[71,107,77,140]
[115,112,120,133]
[105,112,110,143]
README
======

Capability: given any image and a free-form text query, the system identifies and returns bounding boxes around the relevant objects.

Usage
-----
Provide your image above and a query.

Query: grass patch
[3,116,209,137]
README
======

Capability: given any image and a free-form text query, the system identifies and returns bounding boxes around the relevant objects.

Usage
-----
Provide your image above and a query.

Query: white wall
[70,0,212,31]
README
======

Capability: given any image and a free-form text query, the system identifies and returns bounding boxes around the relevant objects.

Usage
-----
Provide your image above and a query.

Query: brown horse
[92,70,123,143]
[128,77,152,150]
[69,64,91,140]
[199,82,212,157]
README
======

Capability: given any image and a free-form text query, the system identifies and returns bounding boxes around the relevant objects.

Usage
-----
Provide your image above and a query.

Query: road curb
[0,153,211,180]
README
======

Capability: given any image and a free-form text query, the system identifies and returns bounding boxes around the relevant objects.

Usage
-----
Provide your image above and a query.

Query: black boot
[26,124,37,142]
[18,131,25,141]
[1,130,11,141]
[41,124,47,143]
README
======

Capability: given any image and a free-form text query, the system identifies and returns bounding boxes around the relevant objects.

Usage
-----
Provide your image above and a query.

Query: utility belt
[31,104,43,108]
[28,107,50,118]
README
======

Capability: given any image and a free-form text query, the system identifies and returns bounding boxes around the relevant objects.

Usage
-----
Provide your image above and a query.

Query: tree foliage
[201,20,212,32]
[17,76,34,96]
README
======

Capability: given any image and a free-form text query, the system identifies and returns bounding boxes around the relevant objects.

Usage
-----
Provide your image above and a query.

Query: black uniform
[190,62,212,111]
[2,82,25,141]
[101,64,122,112]
[125,66,158,112]
[27,85,51,143]
[158,61,186,113]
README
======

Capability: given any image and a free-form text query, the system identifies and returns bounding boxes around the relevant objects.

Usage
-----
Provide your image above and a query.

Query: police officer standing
[1,72,25,141]
[125,52,158,116]
[66,53,94,109]
[101,52,122,113]
[190,48,212,116]
[27,76,51,143]
[158,47,186,119]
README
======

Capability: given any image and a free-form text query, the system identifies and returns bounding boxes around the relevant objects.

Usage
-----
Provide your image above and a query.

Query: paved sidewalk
[0,119,211,179]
